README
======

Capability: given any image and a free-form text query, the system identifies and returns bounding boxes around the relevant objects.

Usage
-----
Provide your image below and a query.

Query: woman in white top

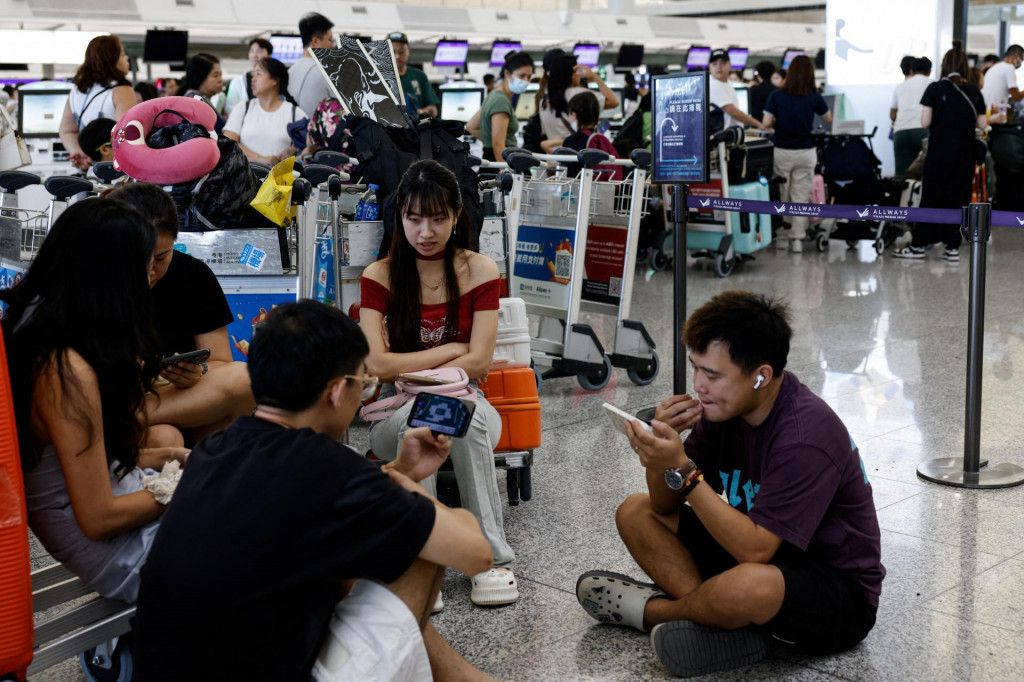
[59,35,135,171]
[539,54,619,153]
[224,57,306,166]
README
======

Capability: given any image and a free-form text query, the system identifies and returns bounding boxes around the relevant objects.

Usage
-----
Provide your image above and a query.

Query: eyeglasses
[96,142,111,153]
[344,374,380,401]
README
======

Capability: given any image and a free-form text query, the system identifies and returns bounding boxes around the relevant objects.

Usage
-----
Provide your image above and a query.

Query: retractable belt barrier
[683,195,1024,229]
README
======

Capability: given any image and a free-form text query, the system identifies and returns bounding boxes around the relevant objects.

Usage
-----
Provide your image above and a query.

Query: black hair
[181,53,220,94]
[501,51,534,83]
[250,37,274,55]
[754,60,776,82]
[2,85,14,96]
[133,82,159,102]
[900,55,915,76]
[567,91,600,128]
[547,54,578,117]
[248,301,368,412]
[387,159,475,353]
[79,117,115,162]
[299,12,334,49]
[776,68,787,80]
[913,56,932,74]
[983,53,1000,64]
[482,74,495,86]
[624,73,636,86]
[258,57,299,107]
[682,290,792,376]
[107,182,180,239]
[1,199,160,474]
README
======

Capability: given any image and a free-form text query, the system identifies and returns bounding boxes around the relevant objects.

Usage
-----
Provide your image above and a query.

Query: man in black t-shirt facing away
[134,300,497,681]
[108,183,254,444]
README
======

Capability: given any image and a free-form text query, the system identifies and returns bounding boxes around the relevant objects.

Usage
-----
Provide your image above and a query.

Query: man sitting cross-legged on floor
[577,290,885,678]
[134,301,498,681]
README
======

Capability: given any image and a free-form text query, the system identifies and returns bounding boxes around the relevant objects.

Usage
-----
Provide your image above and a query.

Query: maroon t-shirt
[684,371,885,607]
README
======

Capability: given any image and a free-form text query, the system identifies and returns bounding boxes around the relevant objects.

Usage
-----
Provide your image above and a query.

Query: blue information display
[651,72,709,185]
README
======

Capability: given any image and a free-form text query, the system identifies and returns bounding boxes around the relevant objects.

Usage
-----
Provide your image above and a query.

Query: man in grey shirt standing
[288,13,335,118]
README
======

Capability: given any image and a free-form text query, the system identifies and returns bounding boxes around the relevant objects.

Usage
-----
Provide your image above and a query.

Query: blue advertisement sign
[224,292,299,362]
[512,224,577,309]
[651,72,709,185]
[0,261,26,316]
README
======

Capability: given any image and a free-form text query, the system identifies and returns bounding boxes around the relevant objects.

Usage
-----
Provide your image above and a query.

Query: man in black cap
[708,49,763,130]
[389,32,439,118]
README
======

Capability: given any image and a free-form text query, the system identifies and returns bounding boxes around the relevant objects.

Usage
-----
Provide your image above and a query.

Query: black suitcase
[726,139,774,185]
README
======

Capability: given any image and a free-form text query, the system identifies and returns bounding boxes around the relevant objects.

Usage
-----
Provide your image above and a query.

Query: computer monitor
[18,89,69,138]
[728,47,749,71]
[782,49,805,68]
[685,46,711,70]
[433,41,469,67]
[617,44,645,68]
[144,30,188,63]
[574,44,601,68]
[270,35,303,65]
[490,41,522,67]
[514,85,539,120]
[731,85,749,116]
[440,88,483,123]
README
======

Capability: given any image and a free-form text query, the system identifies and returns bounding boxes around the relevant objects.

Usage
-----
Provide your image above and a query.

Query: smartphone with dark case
[406,393,477,438]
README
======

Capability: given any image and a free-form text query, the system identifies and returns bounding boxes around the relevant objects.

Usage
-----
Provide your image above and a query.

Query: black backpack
[345,116,483,257]
[522,113,544,153]
[613,107,645,157]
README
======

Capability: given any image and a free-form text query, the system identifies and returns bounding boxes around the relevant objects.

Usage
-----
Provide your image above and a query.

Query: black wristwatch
[665,460,697,490]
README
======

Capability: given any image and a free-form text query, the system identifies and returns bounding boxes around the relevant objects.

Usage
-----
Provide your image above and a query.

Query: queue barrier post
[917,202,1024,489]
[638,183,689,422]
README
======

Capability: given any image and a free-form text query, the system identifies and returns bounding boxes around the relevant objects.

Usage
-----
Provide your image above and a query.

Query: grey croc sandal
[576,570,666,632]
[651,620,768,677]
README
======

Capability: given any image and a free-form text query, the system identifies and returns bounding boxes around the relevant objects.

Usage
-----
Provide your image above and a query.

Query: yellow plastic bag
[250,157,295,226]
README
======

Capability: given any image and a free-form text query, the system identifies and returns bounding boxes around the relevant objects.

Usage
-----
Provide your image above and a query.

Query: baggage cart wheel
[626,351,660,386]
[845,240,858,249]
[80,635,133,682]
[714,253,734,278]
[816,233,829,252]
[874,238,885,255]
[519,466,533,502]
[577,355,613,391]
[506,469,520,506]
[651,249,671,272]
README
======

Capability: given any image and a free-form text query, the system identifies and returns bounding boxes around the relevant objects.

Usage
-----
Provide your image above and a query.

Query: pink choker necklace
[415,251,446,261]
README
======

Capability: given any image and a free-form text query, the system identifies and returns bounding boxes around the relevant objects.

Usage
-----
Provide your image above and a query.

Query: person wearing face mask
[225,38,273,117]
[466,51,535,161]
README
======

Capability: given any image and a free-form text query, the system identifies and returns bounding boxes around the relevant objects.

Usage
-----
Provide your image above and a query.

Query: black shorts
[675,505,876,654]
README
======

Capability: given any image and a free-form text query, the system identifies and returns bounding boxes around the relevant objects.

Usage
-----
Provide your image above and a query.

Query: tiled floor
[32,227,1024,680]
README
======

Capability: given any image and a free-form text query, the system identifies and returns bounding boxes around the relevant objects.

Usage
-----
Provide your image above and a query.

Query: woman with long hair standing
[0,199,189,602]
[893,41,987,262]
[223,57,306,165]
[179,53,227,130]
[59,35,135,171]
[360,160,519,609]
[539,53,619,153]
[761,55,831,253]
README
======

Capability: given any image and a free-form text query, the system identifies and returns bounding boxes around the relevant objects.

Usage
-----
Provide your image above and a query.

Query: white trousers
[773,147,818,240]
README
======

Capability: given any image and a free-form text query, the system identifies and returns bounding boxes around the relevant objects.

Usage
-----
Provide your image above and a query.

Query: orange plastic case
[480,368,541,452]
[0,330,33,680]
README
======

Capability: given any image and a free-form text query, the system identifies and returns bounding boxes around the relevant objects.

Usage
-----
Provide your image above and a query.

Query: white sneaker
[432,591,444,614]
[892,245,926,259]
[942,248,960,262]
[789,239,803,253]
[470,567,519,606]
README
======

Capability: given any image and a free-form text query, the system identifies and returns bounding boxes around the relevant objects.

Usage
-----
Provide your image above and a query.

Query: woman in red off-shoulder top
[360,160,519,609]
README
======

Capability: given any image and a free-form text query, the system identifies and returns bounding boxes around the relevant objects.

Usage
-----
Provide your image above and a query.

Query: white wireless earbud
[754,375,765,390]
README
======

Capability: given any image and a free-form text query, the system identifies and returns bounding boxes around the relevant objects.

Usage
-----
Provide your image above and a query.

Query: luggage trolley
[649,131,774,278]
[504,148,659,391]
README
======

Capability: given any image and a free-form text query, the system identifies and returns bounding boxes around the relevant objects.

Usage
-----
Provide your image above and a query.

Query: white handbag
[0,106,32,171]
